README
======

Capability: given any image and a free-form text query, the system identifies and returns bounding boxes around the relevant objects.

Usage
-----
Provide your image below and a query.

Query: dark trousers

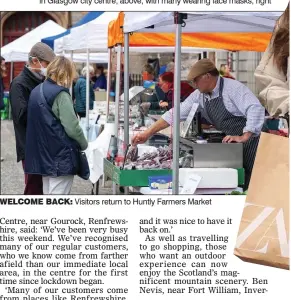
[22,161,43,195]
[77,112,86,118]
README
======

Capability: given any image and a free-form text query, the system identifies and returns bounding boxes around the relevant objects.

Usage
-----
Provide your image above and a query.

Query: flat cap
[29,42,56,63]
[187,59,217,81]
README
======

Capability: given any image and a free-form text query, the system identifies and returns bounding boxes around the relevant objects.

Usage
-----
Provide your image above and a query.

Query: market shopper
[255,3,289,119]
[158,72,194,110]
[220,64,235,79]
[10,42,55,195]
[93,65,107,90]
[74,65,95,118]
[0,56,7,162]
[132,59,266,189]
[166,62,175,73]
[25,56,88,195]
[140,64,165,111]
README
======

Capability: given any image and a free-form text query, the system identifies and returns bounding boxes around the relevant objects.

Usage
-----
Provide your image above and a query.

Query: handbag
[77,150,90,180]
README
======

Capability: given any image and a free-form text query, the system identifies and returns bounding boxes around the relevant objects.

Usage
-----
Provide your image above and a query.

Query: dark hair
[1,56,5,63]
[160,72,174,83]
[208,69,220,77]
[270,3,289,75]
[142,63,155,75]
[96,65,104,74]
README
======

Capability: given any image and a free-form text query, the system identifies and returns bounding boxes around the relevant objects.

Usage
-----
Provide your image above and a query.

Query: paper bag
[234,132,289,270]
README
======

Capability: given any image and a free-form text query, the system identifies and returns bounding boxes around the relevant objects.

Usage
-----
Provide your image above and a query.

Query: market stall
[64,13,227,193]
[119,11,282,194]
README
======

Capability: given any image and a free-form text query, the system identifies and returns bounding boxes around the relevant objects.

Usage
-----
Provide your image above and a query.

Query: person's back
[25,56,88,195]
[74,76,94,118]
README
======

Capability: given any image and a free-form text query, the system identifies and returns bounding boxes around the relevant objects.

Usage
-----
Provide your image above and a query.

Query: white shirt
[162,77,265,136]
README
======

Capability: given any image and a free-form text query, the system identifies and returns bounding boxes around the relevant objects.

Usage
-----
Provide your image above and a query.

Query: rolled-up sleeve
[161,91,199,125]
[230,84,265,136]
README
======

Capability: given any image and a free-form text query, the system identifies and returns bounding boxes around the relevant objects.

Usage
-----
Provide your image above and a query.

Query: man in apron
[132,59,266,189]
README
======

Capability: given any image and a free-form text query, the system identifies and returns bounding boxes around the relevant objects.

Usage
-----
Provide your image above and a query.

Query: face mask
[29,57,47,76]
[40,66,47,77]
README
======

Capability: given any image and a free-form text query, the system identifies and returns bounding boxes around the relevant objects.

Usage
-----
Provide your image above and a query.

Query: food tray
[104,158,171,186]
[104,158,245,187]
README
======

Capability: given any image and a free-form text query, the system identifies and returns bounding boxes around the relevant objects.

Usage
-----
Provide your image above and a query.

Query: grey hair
[166,62,175,72]
[81,65,94,76]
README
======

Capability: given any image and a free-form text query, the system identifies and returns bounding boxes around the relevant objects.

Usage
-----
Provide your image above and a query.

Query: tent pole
[10,62,13,83]
[124,33,130,146]
[9,62,14,120]
[172,13,183,195]
[113,44,122,195]
[123,33,130,196]
[236,52,239,81]
[114,44,121,138]
[70,50,73,96]
[106,48,112,123]
[86,48,90,139]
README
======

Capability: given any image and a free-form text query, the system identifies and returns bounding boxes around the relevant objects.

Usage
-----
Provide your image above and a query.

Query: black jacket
[10,67,43,162]
[0,76,4,110]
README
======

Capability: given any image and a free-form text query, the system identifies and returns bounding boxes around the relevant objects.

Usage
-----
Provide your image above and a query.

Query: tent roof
[123,12,282,34]
[107,12,274,52]
[61,12,119,52]
[41,12,104,50]
[1,20,65,62]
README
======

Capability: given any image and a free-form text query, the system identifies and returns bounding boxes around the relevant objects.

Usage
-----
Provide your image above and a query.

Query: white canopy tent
[62,12,119,52]
[123,12,280,33]
[123,11,283,194]
[1,20,65,62]
[0,20,109,64]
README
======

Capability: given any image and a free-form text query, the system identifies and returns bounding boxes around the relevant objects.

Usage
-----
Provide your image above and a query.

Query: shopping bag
[234,132,289,270]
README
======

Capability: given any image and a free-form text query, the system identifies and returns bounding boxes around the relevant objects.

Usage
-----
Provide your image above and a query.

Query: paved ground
[1,120,112,195]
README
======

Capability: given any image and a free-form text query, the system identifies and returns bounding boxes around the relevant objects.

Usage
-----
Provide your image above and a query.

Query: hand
[222,135,249,143]
[159,101,168,108]
[132,131,150,146]
[201,124,214,129]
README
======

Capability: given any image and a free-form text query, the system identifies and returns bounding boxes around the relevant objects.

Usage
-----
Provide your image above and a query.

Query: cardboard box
[95,91,107,102]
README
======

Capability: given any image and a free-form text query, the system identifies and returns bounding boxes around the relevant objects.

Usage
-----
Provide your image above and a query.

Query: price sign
[181,174,202,195]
